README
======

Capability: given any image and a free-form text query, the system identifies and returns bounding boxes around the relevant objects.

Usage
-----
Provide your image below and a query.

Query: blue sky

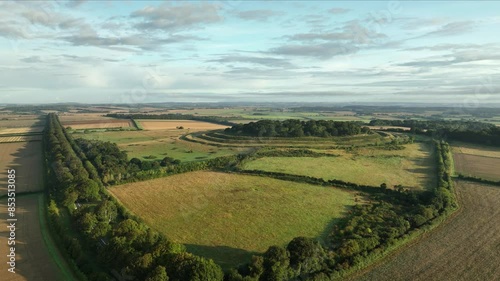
[1,0,500,104]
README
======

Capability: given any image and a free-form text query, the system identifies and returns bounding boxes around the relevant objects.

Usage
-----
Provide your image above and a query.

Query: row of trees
[45,113,225,281]
[107,113,237,126]
[370,119,500,146]
[226,120,370,138]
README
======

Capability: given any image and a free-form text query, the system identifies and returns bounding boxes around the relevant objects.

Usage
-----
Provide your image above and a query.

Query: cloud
[328,8,350,15]
[422,21,476,37]
[287,20,387,44]
[399,51,500,68]
[236,9,281,21]
[270,42,358,59]
[131,3,222,31]
[208,54,293,68]
[20,56,42,63]
[0,25,28,39]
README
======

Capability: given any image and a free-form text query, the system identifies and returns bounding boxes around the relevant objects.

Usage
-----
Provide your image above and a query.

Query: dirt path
[351,181,500,281]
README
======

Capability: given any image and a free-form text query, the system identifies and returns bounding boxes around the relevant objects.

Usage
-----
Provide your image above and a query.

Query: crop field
[0,127,45,135]
[0,135,43,143]
[58,113,113,122]
[138,119,230,131]
[0,142,44,194]
[109,171,355,269]
[0,116,44,128]
[61,119,134,130]
[451,142,500,158]
[352,181,500,281]
[452,143,500,181]
[0,195,66,281]
[453,154,500,181]
[243,143,436,190]
[76,129,246,162]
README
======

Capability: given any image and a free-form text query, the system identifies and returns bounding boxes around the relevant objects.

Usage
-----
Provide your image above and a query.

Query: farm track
[351,180,500,281]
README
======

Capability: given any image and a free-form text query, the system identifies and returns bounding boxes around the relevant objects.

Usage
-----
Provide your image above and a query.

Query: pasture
[109,171,355,269]
[76,129,246,162]
[352,181,500,281]
[242,143,436,190]
[138,119,229,131]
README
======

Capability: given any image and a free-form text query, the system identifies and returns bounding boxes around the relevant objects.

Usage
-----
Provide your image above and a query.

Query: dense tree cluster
[225,120,370,137]
[45,113,224,281]
[370,119,500,146]
[107,113,236,126]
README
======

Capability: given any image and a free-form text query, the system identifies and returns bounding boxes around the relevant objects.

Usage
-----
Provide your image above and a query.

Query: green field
[109,171,355,269]
[75,130,247,162]
[243,143,437,190]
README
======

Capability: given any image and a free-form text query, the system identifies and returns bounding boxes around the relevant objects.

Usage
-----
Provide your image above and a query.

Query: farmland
[61,119,134,130]
[76,129,246,162]
[0,119,73,281]
[0,127,45,135]
[0,195,66,281]
[452,143,500,181]
[242,143,436,190]
[351,181,500,281]
[138,119,229,130]
[0,141,44,194]
[109,171,355,269]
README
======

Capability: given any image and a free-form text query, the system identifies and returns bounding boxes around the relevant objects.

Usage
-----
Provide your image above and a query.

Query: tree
[260,246,290,281]
[287,237,324,275]
[96,200,118,223]
[78,212,98,235]
[76,179,100,201]
[146,266,169,281]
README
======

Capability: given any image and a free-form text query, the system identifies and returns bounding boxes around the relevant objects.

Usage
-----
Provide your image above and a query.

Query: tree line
[225,119,371,138]
[370,119,500,146]
[44,113,225,281]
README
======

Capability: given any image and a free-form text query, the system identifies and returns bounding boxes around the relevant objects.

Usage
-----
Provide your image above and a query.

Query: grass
[75,129,247,162]
[109,171,355,269]
[243,143,437,190]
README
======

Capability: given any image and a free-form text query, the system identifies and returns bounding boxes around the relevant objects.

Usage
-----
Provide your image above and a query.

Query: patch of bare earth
[351,181,500,281]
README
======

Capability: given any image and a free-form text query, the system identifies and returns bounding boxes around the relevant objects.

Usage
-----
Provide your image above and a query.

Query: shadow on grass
[185,244,259,270]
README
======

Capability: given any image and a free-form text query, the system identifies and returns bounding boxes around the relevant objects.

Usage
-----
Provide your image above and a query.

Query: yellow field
[0,127,45,135]
[138,120,229,131]
[110,171,355,268]
[0,136,42,143]
[451,141,500,158]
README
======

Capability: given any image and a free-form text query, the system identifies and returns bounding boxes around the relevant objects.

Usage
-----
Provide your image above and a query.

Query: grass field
[109,171,355,269]
[243,143,436,190]
[138,119,229,130]
[76,129,247,162]
[0,142,44,194]
[352,181,500,281]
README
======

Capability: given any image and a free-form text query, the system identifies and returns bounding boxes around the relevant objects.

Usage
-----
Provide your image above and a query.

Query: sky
[1,0,500,105]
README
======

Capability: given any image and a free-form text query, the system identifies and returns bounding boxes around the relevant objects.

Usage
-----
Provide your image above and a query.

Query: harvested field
[138,119,229,131]
[0,117,44,128]
[62,119,133,129]
[451,142,500,158]
[58,113,110,122]
[352,181,500,281]
[0,195,66,281]
[453,153,500,181]
[0,142,44,194]
[0,135,42,143]
[110,171,355,269]
[0,127,45,135]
